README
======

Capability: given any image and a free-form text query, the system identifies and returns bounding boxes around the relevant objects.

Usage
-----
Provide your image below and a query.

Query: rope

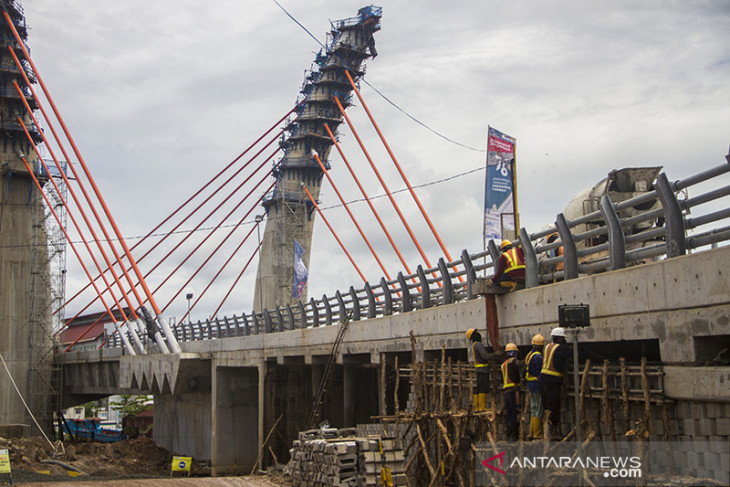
[0,350,55,449]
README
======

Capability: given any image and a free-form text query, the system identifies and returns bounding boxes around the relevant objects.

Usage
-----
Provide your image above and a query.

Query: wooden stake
[641,356,651,439]
[249,414,283,475]
[439,346,446,411]
[580,359,591,422]
[620,357,630,433]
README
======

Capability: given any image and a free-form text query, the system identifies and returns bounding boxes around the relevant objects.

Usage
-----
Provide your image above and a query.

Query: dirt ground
[0,436,288,486]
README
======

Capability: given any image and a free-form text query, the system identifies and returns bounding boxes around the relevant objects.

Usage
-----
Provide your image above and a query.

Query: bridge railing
[103,157,729,349]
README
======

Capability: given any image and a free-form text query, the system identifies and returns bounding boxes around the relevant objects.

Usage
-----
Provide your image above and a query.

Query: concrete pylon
[0,0,56,437]
[253,6,382,311]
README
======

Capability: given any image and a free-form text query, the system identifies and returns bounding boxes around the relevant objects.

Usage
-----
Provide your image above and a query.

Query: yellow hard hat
[505,343,518,352]
[500,239,512,250]
[466,328,476,340]
[531,334,545,346]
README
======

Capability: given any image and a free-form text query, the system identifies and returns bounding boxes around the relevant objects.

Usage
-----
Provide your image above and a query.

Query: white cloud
[22,0,730,320]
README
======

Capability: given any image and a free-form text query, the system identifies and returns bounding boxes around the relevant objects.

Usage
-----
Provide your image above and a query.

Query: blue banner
[484,127,516,240]
[292,238,309,299]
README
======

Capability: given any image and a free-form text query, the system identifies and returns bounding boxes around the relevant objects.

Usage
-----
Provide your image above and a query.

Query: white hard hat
[551,327,566,338]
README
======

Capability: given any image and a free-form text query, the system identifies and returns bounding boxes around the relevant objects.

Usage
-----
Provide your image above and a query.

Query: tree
[110,395,151,417]
[110,395,152,436]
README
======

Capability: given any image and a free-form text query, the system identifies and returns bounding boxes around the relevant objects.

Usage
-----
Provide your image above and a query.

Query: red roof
[61,321,105,345]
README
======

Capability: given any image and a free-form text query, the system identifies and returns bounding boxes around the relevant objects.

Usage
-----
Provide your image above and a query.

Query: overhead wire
[270,0,486,153]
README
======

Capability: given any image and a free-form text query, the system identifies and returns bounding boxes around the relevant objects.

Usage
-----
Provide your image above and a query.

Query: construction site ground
[0,436,287,486]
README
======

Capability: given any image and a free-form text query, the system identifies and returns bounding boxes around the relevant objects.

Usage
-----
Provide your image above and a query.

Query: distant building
[60,308,130,352]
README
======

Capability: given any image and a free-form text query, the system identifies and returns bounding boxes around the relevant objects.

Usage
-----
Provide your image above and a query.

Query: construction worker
[525,334,545,439]
[466,328,502,411]
[487,239,525,292]
[501,343,522,440]
[538,327,571,439]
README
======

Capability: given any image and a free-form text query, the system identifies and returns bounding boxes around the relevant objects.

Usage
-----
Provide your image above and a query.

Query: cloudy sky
[22,1,730,323]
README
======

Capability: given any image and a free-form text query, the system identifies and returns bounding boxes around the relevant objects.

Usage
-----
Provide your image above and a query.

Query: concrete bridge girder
[58,246,730,472]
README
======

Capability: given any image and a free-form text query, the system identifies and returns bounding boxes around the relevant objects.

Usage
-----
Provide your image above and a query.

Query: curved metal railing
[104,156,730,349]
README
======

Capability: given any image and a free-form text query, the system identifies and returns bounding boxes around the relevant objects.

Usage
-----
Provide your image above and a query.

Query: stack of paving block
[357,437,406,487]
[290,426,407,487]
[290,428,362,487]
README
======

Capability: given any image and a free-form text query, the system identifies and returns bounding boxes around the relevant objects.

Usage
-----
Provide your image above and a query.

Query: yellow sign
[171,456,191,472]
[0,449,11,474]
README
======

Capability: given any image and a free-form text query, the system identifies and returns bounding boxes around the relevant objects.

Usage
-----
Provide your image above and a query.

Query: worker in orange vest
[487,239,525,292]
[539,327,571,439]
[525,334,545,439]
[466,328,502,411]
[501,343,522,440]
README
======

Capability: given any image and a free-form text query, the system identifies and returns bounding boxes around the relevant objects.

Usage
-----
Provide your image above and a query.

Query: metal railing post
[416,265,431,309]
[519,227,539,288]
[263,309,273,333]
[381,278,393,316]
[242,314,251,336]
[655,172,687,257]
[461,249,476,300]
[364,282,376,318]
[252,314,260,335]
[349,286,361,321]
[335,290,347,323]
[437,258,453,305]
[297,301,307,329]
[397,272,412,312]
[286,304,295,331]
[555,213,579,279]
[599,194,626,270]
[309,298,320,328]
[322,294,333,326]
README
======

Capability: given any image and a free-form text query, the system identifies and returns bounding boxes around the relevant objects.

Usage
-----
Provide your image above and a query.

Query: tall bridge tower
[254,6,381,311]
[0,0,56,436]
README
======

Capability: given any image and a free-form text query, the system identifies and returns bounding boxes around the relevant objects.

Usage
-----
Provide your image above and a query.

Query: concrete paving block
[690,402,705,419]
[715,418,730,437]
[705,402,722,418]
[683,418,697,436]
[336,454,358,467]
[698,418,715,436]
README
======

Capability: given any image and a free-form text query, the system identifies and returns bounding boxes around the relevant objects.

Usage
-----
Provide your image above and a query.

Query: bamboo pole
[620,357,630,433]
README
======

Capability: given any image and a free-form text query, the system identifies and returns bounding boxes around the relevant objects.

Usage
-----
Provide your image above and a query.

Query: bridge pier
[210,365,259,476]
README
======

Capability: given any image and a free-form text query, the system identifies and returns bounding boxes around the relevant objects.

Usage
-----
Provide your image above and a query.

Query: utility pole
[559,304,591,487]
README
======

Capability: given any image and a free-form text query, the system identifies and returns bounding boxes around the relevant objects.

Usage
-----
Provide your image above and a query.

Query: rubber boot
[473,394,480,411]
[531,418,543,439]
[478,393,487,412]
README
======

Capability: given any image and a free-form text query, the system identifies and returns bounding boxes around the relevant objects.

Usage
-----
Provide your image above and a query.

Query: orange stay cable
[13,84,141,322]
[209,239,263,320]
[301,184,369,286]
[312,153,399,293]
[345,71,464,283]
[18,122,134,333]
[3,16,160,316]
[7,52,143,323]
[58,120,290,315]
[333,97,441,286]
[159,186,273,314]
[18,157,132,353]
[323,123,419,285]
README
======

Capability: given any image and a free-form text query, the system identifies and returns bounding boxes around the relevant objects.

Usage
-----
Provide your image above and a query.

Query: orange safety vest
[541,343,563,377]
[502,358,517,389]
[525,350,542,381]
[473,342,489,368]
[504,248,525,274]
